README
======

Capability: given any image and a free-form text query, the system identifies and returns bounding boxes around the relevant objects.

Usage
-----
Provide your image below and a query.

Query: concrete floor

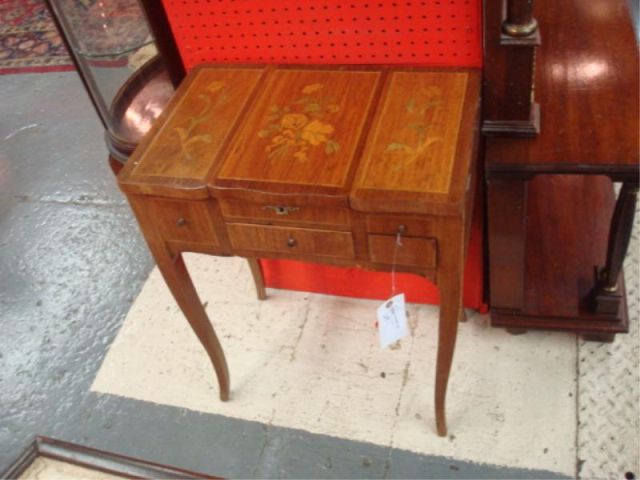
[0,70,636,479]
[0,72,153,471]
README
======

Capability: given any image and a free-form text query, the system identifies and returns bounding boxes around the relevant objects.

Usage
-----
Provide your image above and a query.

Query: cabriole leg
[435,221,465,437]
[129,197,230,401]
[155,251,230,401]
[247,258,267,300]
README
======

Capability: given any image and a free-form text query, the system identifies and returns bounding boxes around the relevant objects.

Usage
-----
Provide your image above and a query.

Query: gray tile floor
[0,70,622,479]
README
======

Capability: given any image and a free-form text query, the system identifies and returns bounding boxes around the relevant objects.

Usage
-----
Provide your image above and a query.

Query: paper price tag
[377,293,409,349]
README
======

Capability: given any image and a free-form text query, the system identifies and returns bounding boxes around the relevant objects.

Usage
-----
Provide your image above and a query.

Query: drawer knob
[176,217,187,227]
[287,237,297,248]
[263,205,300,216]
[397,224,407,234]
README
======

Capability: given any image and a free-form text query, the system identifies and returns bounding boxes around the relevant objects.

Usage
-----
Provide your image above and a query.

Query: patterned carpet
[0,0,72,74]
[0,0,149,74]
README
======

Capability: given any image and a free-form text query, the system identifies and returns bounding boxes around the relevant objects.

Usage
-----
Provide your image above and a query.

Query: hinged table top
[119,65,480,215]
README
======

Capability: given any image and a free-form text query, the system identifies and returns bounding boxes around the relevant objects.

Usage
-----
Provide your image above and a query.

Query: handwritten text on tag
[377,293,409,349]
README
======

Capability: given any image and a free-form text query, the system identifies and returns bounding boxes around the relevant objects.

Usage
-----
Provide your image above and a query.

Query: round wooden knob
[176,217,187,227]
[397,224,407,234]
[287,237,297,248]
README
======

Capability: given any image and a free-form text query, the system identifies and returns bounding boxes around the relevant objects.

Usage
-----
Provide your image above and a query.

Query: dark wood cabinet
[485,0,639,340]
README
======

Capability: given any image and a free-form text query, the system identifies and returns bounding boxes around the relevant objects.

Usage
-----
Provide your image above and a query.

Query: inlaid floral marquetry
[258,82,342,162]
[213,69,380,192]
[120,65,480,213]
[383,84,445,171]
[350,70,479,216]
[173,80,228,162]
[356,72,468,196]
[131,67,264,181]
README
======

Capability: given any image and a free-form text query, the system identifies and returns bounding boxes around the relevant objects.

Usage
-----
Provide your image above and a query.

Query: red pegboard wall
[161,0,482,70]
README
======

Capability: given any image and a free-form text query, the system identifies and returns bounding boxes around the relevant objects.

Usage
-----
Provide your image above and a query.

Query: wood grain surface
[135,67,264,178]
[146,198,219,245]
[485,0,639,175]
[368,234,437,268]
[365,215,437,237]
[484,0,636,338]
[356,72,468,195]
[481,0,539,135]
[226,223,356,259]
[119,66,265,198]
[212,69,381,195]
[491,175,629,336]
[351,70,481,216]
[219,200,351,229]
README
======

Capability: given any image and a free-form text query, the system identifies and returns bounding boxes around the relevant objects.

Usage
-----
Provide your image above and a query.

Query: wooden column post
[503,0,538,37]
[590,181,639,315]
[482,0,541,138]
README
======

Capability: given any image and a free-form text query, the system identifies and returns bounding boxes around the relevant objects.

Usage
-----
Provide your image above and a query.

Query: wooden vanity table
[118,64,480,436]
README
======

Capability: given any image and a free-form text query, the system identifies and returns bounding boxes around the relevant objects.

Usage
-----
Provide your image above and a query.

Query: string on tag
[390,225,404,296]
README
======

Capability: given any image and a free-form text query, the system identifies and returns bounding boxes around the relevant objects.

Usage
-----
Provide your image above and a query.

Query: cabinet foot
[582,333,615,343]
[506,328,528,336]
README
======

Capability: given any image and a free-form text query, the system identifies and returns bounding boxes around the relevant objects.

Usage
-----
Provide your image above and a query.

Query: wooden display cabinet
[484,0,638,340]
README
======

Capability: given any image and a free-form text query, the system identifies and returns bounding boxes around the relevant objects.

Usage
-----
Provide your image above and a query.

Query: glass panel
[48,0,174,160]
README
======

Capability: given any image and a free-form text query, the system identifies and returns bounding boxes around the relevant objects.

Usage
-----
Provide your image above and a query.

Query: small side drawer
[220,200,350,227]
[365,215,436,237]
[147,199,218,245]
[368,234,437,268]
[227,224,355,259]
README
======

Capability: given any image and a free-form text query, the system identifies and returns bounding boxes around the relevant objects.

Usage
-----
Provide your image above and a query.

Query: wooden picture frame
[3,436,217,479]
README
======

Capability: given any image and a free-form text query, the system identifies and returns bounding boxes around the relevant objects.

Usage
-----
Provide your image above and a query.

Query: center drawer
[220,200,350,228]
[226,223,355,259]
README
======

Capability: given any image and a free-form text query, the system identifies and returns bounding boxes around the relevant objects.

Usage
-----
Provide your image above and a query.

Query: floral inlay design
[174,80,228,161]
[385,85,444,171]
[258,83,341,162]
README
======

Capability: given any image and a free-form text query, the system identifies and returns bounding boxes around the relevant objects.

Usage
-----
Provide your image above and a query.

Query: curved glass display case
[45,0,176,164]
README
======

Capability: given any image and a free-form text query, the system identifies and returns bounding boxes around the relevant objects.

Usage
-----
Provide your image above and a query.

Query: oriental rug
[0,0,72,74]
[0,0,149,75]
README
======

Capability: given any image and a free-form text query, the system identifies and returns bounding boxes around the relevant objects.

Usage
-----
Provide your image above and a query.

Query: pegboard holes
[163,0,482,69]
